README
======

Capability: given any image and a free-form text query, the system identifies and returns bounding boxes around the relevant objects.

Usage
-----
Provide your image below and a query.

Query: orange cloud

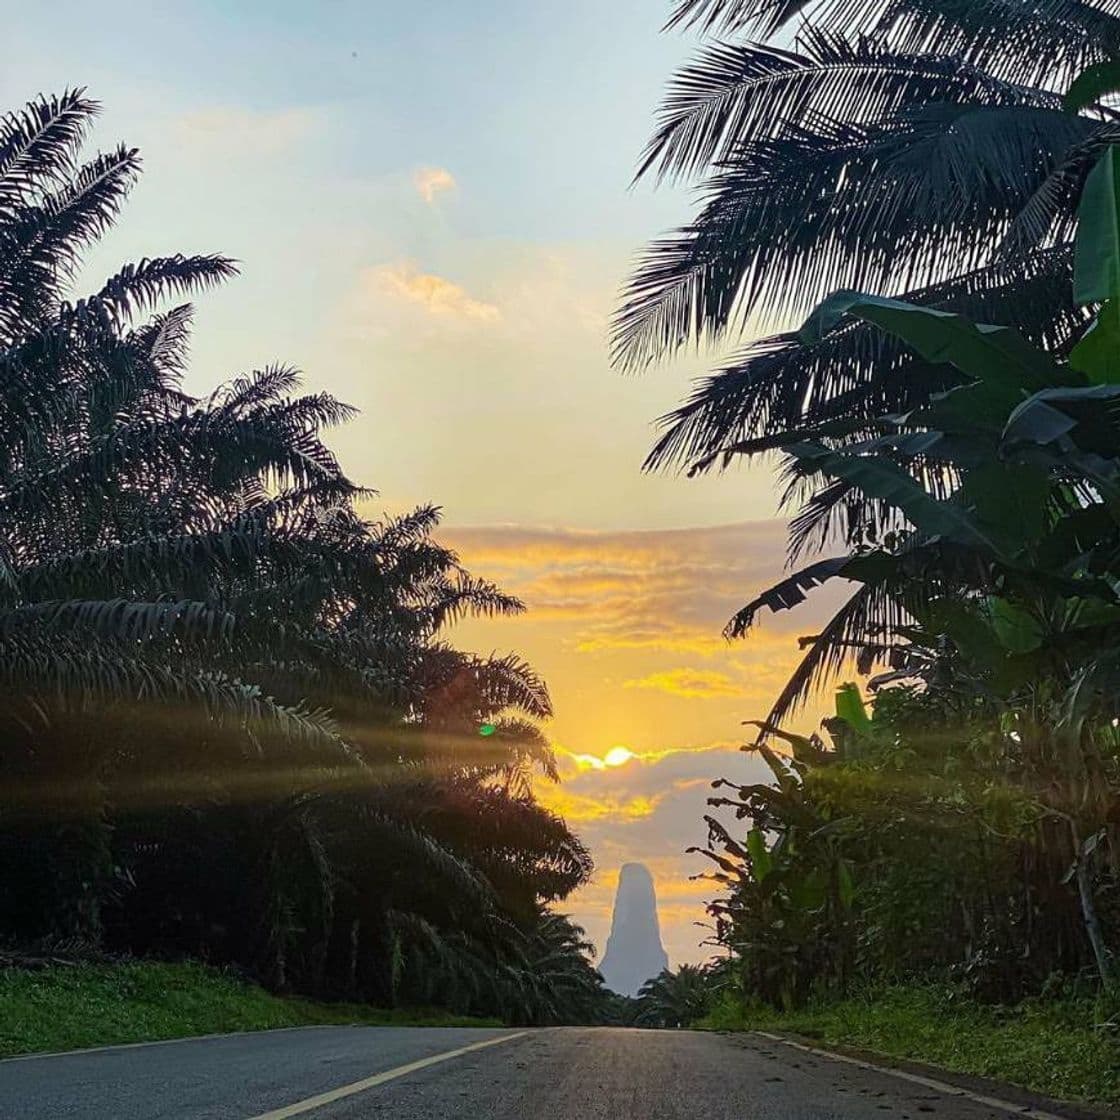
[412,165,456,204]
[573,621,728,656]
[623,667,744,699]
[372,263,500,322]
[537,786,668,823]
[442,521,853,657]
[438,520,848,964]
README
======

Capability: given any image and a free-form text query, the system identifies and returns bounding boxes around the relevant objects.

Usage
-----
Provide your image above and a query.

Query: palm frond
[1000,122,1120,257]
[760,581,892,728]
[618,97,1077,367]
[665,0,822,37]
[0,633,343,752]
[637,28,1045,183]
[665,0,1120,88]
[423,572,525,632]
[644,246,1080,471]
[89,255,237,328]
[873,0,1120,86]
[0,89,97,211]
[0,145,140,310]
[126,304,197,389]
[725,556,855,638]
[0,598,233,641]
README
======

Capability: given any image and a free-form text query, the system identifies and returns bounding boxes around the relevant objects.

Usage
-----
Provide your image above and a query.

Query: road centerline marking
[246,1031,528,1119]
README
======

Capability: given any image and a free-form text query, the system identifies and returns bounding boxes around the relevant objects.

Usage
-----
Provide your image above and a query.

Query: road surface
[0,1025,1089,1119]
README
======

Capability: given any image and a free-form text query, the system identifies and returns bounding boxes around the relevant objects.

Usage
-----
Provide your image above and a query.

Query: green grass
[0,961,500,1058]
[699,984,1120,1106]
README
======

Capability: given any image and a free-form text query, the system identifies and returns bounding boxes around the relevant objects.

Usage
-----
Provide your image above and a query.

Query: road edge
[744,1029,1116,1120]
[0,1022,511,1065]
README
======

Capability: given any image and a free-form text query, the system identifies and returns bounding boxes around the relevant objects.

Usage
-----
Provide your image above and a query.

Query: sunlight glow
[566,745,637,771]
[559,741,738,773]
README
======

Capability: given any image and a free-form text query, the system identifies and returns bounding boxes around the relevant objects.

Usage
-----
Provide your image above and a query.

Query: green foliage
[617,0,1104,403]
[632,962,730,1028]
[1074,143,1120,305]
[0,961,499,1057]
[1065,57,1120,113]
[833,684,870,734]
[1073,143,1120,382]
[698,983,1120,1106]
[799,291,1065,392]
[625,0,1120,1084]
[745,829,772,882]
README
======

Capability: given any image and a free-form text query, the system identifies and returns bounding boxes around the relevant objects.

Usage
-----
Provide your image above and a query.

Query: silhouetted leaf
[1065,58,1120,112]
[1074,144,1120,305]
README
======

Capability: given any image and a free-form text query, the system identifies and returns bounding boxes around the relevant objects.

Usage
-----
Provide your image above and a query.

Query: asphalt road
[0,1025,1088,1120]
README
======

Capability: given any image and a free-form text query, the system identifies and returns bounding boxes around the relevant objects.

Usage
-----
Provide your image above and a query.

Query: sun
[603,746,634,768]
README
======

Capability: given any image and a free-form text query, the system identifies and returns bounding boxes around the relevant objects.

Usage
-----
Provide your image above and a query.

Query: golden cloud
[537,785,668,823]
[623,667,744,700]
[435,520,849,964]
[412,166,456,204]
[443,521,852,657]
[371,263,500,322]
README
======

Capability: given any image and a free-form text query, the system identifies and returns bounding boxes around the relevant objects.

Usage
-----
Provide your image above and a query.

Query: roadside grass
[0,961,500,1058]
[698,983,1120,1106]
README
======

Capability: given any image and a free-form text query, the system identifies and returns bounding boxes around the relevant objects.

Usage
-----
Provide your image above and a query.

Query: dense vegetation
[631,961,729,1028]
[702,983,1120,1105]
[0,91,609,1029]
[623,0,1120,1089]
[0,961,499,1058]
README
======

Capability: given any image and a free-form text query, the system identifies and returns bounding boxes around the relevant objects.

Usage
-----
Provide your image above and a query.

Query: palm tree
[634,964,716,1027]
[0,90,348,939]
[0,89,604,1022]
[617,1,1118,475]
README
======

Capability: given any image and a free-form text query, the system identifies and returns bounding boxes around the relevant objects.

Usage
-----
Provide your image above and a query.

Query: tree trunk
[1075,845,1116,990]
[1070,822,1116,990]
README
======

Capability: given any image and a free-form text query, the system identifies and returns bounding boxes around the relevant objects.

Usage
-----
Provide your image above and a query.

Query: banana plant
[713,143,1120,988]
[695,689,866,1006]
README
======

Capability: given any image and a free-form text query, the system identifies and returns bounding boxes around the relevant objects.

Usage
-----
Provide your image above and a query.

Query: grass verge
[0,960,500,1058]
[698,983,1120,1106]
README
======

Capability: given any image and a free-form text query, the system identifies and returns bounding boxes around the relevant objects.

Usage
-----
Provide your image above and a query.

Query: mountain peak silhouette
[599,862,668,996]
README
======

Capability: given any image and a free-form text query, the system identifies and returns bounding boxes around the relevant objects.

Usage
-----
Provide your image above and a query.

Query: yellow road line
[247,1031,528,1119]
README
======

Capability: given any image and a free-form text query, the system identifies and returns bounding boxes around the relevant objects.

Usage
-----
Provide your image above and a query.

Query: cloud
[557,742,739,774]
[538,786,669,824]
[537,742,751,832]
[623,668,744,700]
[545,744,773,966]
[412,166,456,204]
[438,519,852,964]
[443,520,852,657]
[173,106,317,156]
[370,263,500,322]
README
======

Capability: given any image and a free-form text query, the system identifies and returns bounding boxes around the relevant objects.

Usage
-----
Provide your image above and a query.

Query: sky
[2,1,844,967]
